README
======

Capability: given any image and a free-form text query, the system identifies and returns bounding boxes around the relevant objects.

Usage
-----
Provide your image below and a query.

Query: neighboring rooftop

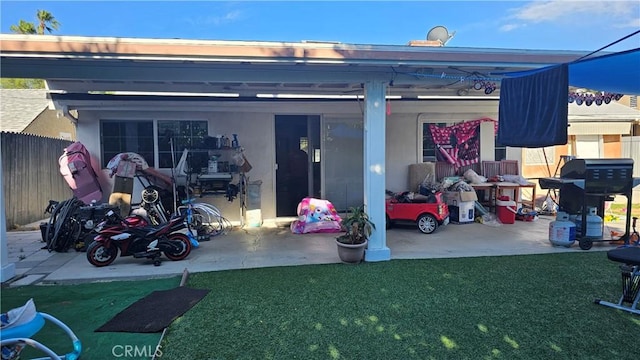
[0,89,49,133]
[569,101,640,121]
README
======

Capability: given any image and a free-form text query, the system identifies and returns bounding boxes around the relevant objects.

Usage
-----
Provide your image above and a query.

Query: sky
[1,0,639,52]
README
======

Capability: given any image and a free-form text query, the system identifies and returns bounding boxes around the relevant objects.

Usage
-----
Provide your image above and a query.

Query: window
[100,120,154,167]
[422,122,447,162]
[494,139,507,161]
[157,120,208,168]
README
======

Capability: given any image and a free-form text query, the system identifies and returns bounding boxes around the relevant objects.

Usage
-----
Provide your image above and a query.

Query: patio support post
[0,153,16,282]
[363,80,391,261]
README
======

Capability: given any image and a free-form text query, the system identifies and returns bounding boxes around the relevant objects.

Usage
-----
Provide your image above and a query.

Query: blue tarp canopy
[500,48,640,95]
[568,48,640,95]
[497,48,640,148]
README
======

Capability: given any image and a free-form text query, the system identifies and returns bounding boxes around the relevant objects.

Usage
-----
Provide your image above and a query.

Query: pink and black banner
[429,118,496,169]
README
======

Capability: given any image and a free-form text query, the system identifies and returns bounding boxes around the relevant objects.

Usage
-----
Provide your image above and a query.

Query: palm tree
[36,9,60,35]
[9,19,36,34]
[4,10,58,89]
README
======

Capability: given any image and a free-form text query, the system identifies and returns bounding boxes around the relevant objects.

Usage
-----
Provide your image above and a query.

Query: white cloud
[186,10,243,27]
[499,23,522,32]
[510,0,639,24]
[615,17,640,28]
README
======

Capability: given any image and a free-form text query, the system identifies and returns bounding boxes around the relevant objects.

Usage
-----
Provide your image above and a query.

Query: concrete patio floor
[3,215,627,286]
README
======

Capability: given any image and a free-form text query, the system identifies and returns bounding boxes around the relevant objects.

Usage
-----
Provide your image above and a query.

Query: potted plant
[336,205,376,263]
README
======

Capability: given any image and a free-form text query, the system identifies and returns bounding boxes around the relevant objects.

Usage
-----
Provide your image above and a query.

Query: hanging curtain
[498,64,569,147]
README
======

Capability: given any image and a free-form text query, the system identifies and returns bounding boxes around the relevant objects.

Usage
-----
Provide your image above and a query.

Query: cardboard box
[443,190,478,205]
[449,202,475,224]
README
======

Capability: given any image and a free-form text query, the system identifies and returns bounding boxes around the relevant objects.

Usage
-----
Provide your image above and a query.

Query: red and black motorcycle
[86,210,192,267]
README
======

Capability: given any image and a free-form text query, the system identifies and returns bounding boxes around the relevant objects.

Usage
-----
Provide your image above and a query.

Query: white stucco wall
[75,99,501,222]
[385,113,420,192]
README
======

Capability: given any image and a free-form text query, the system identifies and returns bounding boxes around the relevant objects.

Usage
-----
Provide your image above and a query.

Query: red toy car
[385,192,449,234]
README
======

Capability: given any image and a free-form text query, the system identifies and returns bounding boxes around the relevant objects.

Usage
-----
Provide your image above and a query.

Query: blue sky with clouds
[1,1,639,51]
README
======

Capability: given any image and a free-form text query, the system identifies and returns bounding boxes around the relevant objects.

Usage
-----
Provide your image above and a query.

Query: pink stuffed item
[290,197,342,234]
[59,142,103,204]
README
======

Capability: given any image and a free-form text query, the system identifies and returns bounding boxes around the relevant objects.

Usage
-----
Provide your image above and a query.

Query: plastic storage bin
[246,180,263,227]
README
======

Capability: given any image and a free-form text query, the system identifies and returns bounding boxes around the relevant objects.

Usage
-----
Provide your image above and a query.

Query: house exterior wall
[520,134,633,207]
[386,113,421,192]
[618,95,639,110]
[22,110,76,140]
[521,144,571,178]
[603,134,622,157]
[77,109,277,218]
[72,99,520,222]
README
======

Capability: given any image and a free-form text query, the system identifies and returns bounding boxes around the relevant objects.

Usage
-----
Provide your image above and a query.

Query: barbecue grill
[539,158,640,250]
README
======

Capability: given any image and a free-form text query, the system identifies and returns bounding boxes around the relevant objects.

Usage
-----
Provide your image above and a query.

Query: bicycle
[177,197,232,240]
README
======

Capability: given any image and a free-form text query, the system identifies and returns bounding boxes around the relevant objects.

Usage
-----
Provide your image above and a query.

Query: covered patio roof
[0,34,590,99]
[0,33,629,266]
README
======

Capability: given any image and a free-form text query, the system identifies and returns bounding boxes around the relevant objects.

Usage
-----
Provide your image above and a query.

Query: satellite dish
[426,26,455,45]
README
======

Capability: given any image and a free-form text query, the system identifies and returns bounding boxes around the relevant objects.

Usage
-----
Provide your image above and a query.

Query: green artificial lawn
[609,203,640,218]
[2,253,638,359]
[161,252,640,360]
[1,276,180,360]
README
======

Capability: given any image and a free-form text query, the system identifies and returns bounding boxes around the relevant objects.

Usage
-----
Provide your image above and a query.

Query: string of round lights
[472,80,497,94]
[405,71,625,103]
[568,92,623,106]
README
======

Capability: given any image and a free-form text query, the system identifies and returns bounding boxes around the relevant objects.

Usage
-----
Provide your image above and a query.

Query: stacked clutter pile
[438,169,502,226]
[442,180,477,224]
[416,172,477,225]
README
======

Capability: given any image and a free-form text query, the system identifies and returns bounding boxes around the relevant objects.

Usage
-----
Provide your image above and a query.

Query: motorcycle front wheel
[163,233,192,261]
[86,241,118,267]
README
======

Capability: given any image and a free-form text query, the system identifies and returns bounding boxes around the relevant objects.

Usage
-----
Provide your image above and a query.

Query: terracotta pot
[336,239,367,263]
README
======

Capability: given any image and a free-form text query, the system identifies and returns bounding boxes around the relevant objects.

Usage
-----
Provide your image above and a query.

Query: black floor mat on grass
[96,287,210,333]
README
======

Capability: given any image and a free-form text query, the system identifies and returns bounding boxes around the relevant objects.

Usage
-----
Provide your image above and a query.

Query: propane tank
[585,207,603,238]
[549,211,576,247]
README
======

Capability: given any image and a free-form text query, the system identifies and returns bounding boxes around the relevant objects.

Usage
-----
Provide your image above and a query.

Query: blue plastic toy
[1,299,81,360]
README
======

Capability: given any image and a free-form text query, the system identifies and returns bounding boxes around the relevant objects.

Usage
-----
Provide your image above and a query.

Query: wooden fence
[1,132,73,228]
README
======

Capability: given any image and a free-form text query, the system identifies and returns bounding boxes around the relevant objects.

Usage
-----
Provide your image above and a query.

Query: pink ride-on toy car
[385,191,449,234]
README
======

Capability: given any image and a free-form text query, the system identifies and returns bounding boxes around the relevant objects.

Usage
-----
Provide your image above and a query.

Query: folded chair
[500,160,519,175]
[1,299,82,359]
[595,247,640,315]
[435,162,456,182]
[481,161,502,179]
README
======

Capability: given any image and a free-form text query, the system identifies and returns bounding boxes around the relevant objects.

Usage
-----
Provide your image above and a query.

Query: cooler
[496,196,517,224]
